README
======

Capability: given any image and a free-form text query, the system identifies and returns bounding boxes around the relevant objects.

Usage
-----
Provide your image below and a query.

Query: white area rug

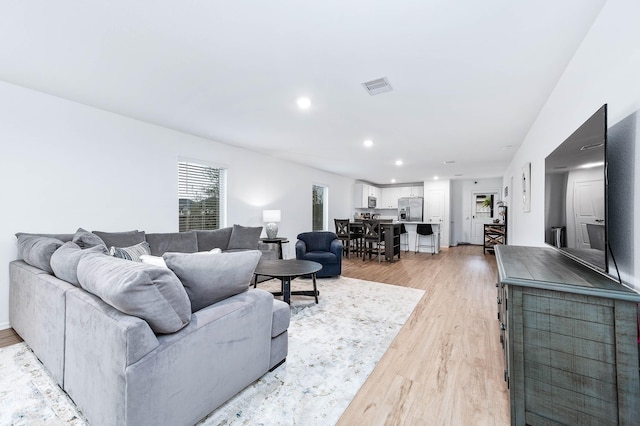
[0,276,424,426]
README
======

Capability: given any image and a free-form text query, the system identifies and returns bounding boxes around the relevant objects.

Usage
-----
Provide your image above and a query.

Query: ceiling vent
[362,77,392,95]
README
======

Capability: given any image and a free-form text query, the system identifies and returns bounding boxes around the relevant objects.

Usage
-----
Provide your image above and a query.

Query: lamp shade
[263,210,281,223]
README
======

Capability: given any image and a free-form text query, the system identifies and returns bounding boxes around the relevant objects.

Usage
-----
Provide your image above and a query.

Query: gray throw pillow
[77,252,191,334]
[92,230,145,248]
[195,227,233,251]
[72,227,106,249]
[227,224,262,250]
[109,241,151,262]
[16,235,64,273]
[50,242,108,286]
[15,232,74,242]
[163,250,261,312]
[145,231,198,256]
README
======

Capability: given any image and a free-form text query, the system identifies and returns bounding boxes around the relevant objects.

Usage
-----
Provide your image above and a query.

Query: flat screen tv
[544,104,608,274]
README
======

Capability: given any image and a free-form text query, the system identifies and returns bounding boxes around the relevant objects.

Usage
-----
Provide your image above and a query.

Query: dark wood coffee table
[252,259,322,304]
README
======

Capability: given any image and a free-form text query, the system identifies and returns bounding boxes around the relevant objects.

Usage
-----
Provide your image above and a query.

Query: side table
[260,237,289,259]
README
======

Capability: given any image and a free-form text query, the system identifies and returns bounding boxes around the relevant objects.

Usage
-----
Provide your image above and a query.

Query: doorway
[471,190,500,245]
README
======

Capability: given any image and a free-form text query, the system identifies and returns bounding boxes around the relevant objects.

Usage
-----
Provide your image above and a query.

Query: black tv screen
[544,104,607,273]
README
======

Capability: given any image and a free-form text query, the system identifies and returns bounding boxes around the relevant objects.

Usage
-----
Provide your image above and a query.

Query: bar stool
[334,219,352,257]
[362,220,385,263]
[415,223,435,255]
[399,223,409,252]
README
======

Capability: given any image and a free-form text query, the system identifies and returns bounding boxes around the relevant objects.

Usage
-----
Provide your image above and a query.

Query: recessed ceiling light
[296,97,311,110]
[395,160,403,166]
[391,178,396,183]
[434,176,439,180]
[363,139,374,147]
[443,160,456,165]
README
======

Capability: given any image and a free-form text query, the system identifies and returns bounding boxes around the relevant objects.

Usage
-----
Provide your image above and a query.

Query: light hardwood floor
[338,245,510,425]
[0,245,510,424]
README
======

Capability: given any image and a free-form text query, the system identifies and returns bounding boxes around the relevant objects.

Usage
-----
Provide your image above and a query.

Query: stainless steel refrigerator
[398,197,424,222]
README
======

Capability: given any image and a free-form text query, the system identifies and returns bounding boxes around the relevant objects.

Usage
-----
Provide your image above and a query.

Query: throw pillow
[145,231,198,256]
[195,227,233,251]
[92,230,145,248]
[72,227,106,249]
[16,235,64,273]
[110,241,151,262]
[15,232,74,242]
[140,254,168,268]
[163,250,261,312]
[50,241,108,286]
[77,252,191,334]
[227,224,262,250]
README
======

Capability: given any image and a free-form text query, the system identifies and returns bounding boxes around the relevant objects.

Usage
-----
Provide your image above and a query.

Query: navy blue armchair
[295,231,343,278]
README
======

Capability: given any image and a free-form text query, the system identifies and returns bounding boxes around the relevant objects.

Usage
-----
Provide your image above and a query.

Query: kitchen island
[398,221,441,253]
[349,220,441,260]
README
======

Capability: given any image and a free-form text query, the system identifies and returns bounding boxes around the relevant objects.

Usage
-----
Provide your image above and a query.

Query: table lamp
[263,209,281,239]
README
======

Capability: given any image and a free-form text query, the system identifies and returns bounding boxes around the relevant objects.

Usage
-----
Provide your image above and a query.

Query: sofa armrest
[295,240,307,258]
[330,239,344,257]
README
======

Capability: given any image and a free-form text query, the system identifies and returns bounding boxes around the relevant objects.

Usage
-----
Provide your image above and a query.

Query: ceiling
[0,0,606,185]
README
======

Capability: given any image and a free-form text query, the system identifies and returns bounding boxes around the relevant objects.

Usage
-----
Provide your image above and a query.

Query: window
[178,161,226,231]
[312,184,328,231]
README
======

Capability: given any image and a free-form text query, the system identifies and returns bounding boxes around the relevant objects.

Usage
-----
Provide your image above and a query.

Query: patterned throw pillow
[109,241,151,262]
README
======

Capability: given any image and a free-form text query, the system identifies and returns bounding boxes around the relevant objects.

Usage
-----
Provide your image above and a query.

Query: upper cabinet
[401,186,424,197]
[355,183,425,209]
[380,187,402,209]
[354,183,381,208]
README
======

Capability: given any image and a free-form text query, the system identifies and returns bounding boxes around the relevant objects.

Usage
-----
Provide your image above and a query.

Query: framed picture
[522,162,531,212]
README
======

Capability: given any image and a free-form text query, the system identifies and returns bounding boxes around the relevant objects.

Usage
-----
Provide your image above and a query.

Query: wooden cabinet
[381,223,401,261]
[495,246,640,425]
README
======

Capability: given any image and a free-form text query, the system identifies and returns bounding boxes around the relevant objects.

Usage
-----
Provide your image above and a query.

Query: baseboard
[0,322,11,331]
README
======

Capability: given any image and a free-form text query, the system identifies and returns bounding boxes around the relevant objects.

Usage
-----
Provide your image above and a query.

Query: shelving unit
[483,205,507,254]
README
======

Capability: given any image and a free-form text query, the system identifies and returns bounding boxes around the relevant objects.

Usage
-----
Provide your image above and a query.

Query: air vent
[362,77,392,95]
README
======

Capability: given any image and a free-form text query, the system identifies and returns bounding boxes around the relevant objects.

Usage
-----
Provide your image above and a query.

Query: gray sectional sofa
[9,225,289,426]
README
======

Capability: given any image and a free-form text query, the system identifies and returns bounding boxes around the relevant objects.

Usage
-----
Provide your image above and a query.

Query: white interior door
[573,179,604,249]
[471,191,499,245]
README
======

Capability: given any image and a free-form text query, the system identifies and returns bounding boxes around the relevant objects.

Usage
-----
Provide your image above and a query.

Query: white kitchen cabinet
[354,183,381,208]
[380,187,401,209]
[354,183,367,208]
[381,186,424,209]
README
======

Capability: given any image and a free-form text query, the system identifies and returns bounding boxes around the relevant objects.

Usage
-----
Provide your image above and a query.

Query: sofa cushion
[16,235,64,273]
[50,241,108,286]
[109,241,151,262]
[145,232,198,256]
[77,253,191,334]
[92,230,145,248]
[15,232,74,242]
[163,250,261,312]
[72,227,106,249]
[195,227,233,251]
[227,225,262,250]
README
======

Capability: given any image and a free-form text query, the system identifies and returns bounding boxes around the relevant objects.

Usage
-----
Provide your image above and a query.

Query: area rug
[0,276,424,425]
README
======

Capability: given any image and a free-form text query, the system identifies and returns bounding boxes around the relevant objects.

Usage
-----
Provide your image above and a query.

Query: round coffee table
[253,259,322,304]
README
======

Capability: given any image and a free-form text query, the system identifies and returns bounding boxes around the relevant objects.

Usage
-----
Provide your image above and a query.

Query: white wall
[0,81,354,329]
[503,0,640,290]
[450,178,503,245]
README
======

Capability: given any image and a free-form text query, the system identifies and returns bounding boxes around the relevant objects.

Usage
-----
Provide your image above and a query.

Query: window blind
[178,161,226,231]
